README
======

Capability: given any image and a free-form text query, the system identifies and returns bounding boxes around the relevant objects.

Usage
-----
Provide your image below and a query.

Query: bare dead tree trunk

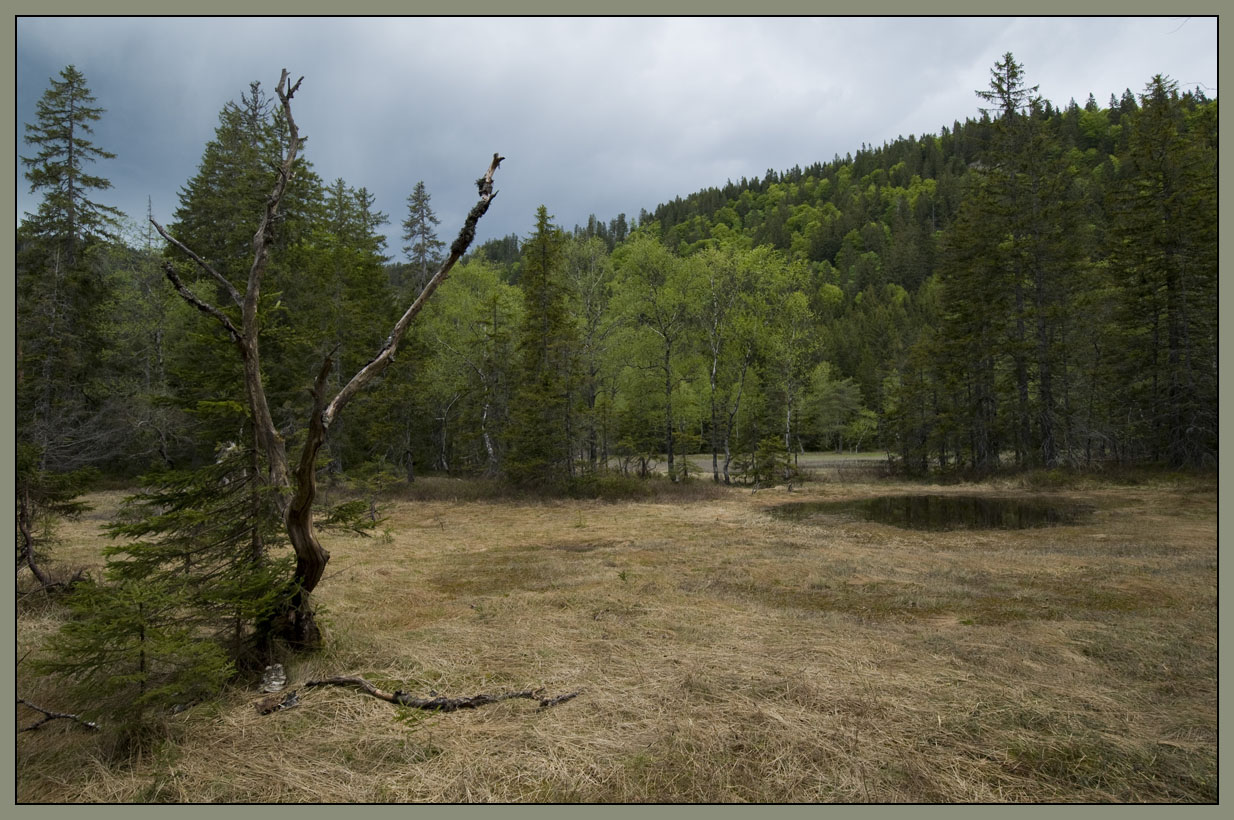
[280,154,501,644]
[152,69,502,649]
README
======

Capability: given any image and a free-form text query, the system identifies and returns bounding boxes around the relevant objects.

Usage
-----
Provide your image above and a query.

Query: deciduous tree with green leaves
[612,230,698,482]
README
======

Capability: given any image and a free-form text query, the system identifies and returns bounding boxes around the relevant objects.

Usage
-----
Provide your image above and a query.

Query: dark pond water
[770,495,1091,531]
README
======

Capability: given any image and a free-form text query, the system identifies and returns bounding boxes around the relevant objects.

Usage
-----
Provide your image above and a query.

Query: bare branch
[162,263,244,347]
[321,153,503,428]
[149,218,242,307]
[304,675,579,712]
[245,68,304,308]
[434,335,486,381]
[17,698,99,732]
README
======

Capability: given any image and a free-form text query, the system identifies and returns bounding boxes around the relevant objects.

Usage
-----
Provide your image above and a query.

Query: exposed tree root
[17,698,99,732]
[304,675,580,712]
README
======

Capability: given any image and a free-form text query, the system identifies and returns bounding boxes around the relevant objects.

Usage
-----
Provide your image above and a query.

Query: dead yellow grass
[16,478,1217,803]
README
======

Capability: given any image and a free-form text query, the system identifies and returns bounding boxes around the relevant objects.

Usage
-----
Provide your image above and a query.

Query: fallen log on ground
[303,675,580,712]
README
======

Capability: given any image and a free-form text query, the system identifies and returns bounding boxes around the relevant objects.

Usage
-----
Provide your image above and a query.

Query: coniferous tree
[34,573,234,736]
[20,65,123,260]
[981,54,1087,467]
[934,182,1008,471]
[929,54,1090,470]
[402,180,445,295]
[18,66,127,474]
[104,201,193,471]
[1107,76,1218,466]
[165,79,326,459]
[505,206,578,485]
[304,178,398,471]
[101,444,293,662]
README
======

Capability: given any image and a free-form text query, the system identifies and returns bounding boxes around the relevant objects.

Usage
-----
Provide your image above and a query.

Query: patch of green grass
[1005,733,1216,801]
[426,548,585,597]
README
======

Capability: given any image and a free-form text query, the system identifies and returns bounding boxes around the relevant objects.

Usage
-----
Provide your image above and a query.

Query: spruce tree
[20,65,122,261]
[102,444,293,661]
[505,206,577,485]
[935,183,1008,472]
[401,180,445,295]
[17,66,123,471]
[165,79,326,459]
[34,574,235,736]
[935,53,1087,469]
[1107,76,1218,466]
[310,178,398,471]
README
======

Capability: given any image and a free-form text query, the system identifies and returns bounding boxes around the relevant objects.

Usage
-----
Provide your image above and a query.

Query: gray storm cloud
[16,16,1216,248]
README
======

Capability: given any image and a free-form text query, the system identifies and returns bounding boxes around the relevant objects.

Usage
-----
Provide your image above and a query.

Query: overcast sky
[15,16,1218,252]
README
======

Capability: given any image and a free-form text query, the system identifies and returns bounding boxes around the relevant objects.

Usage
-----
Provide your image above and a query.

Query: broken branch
[304,675,579,712]
[17,698,99,732]
[161,263,244,346]
[149,218,242,307]
[322,152,503,429]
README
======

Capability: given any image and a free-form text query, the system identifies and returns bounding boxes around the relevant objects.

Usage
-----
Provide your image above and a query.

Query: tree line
[18,57,1217,494]
[426,54,1217,481]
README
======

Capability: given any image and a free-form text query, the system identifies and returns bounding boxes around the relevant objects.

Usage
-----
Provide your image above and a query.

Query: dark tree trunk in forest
[720,352,750,485]
[1034,260,1057,467]
[17,487,55,590]
[1010,270,1031,467]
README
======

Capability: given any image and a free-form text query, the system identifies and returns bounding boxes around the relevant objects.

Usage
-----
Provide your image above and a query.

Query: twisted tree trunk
[153,69,502,649]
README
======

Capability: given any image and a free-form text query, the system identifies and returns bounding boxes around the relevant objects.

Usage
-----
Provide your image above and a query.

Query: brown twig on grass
[304,675,579,712]
[17,698,99,732]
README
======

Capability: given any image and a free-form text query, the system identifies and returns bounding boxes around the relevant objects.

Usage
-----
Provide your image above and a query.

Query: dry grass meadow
[16,470,1218,803]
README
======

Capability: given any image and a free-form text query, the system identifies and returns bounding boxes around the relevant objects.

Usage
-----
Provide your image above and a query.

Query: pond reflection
[771,495,1090,531]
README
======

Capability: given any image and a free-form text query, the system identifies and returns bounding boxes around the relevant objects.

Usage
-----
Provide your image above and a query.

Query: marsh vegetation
[17,472,1216,802]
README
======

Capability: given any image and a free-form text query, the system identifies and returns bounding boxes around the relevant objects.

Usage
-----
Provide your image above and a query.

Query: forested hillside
[473,58,1217,477]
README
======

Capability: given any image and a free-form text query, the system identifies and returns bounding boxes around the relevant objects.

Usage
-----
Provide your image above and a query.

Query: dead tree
[151,69,502,648]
